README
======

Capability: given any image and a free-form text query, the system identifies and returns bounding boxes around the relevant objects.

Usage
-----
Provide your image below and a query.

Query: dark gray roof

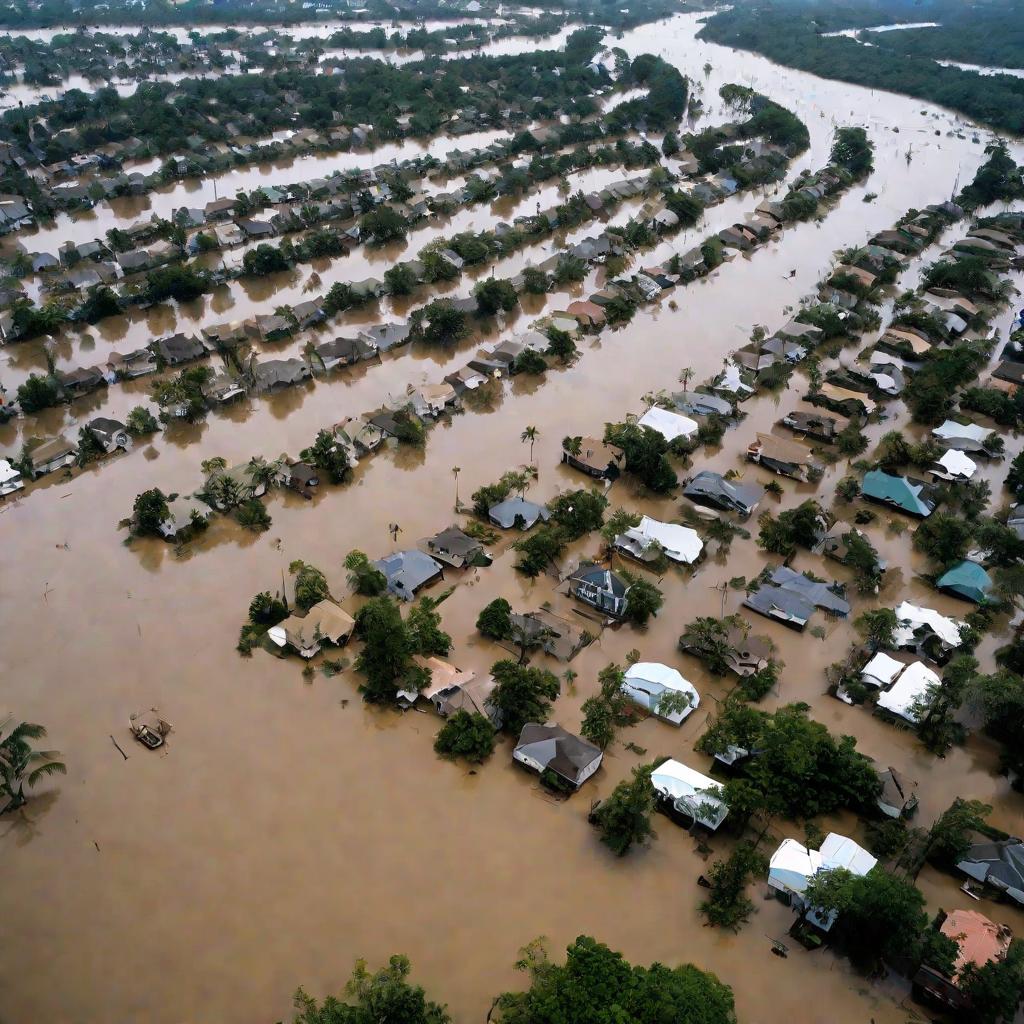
[515,723,601,784]
[374,549,443,597]
[684,470,763,514]
[744,585,815,627]
[957,840,1024,905]
[569,565,628,598]
[767,565,850,615]
[489,497,549,530]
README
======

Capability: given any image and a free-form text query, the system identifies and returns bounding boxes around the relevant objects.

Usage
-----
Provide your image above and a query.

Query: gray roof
[957,840,1024,905]
[744,585,815,628]
[374,549,443,599]
[684,470,763,514]
[514,723,601,785]
[569,564,628,598]
[766,565,850,615]
[489,497,550,530]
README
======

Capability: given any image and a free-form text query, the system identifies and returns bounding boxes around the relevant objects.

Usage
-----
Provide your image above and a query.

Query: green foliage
[927,798,992,868]
[125,405,159,436]
[513,526,566,577]
[590,765,656,857]
[151,365,214,423]
[293,953,450,1024]
[512,349,548,375]
[700,843,768,930]
[248,591,288,627]
[619,571,663,627]
[0,720,67,815]
[958,941,1024,1024]
[546,489,607,540]
[546,327,577,363]
[344,549,387,596]
[16,373,60,414]
[474,277,519,316]
[476,598,512,641]
[132,487,169,537]
[855,607,898,650]
[289,559,329,611]
[678,616,737,676]
[384,263,417,296]
[757,500,824,556]
[406,597,451,657]
[493,935,736,1024]
[972,669,1024,778]
[522,267,549,294]
[434,710,495,764]
[354,596,417,704]
[301,428,350,485]
[146,262,209,300]
[604,421,677,492]
[421,299,470,347]
[490,659,560,736]
[552,254,588,285]
[830,126,873,178]
[235,497,271,532]
[910,654,976,754]
[360,205,407,245]
[905,345,987,425]
[802,867,928,971]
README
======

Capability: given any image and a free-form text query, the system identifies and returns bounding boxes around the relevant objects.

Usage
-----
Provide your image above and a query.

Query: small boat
[129,709,171,750]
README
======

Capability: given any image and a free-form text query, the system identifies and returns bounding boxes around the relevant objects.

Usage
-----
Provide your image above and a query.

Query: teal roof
[862,470,934,517]
[937,560,993,604]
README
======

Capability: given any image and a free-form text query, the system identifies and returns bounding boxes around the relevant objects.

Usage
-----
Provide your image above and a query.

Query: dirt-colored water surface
[2,12,1023,1024]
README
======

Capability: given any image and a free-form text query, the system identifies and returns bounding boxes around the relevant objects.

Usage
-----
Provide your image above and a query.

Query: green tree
[384,263,416,295]
[289,559,329,611]
[513,526,566,577]
[802,868,928,971]
[911,654,976,753]
[474,277,519,316]
[301,428,351,484]
[546,489,607,539]
[16,374,60,414]
[546,327,577,362]
[354,596,418,704]
[248,591,288,627]
[476,597,512,640]
[344,550,387,596]
[434,711,495,764]
[700,843,768,930]
[406,597,451,657]
[590,765,656,857]
[132,488,169,536]
[360,206,407,245]
[520,425,539,463]
[489,660,560,736]
[236,497,271,532]
[856,607,898,651]
[125,405,159,436]
[522,267,549,294]
[293,953,450,1024]
[493,935,736,1024]
[620,571,663,627]
[927,798,991,868]
[421,300,469,347]
[958,942,1024,1024]
[0,719,67,814]
[603,422,677,493]
[757,500,824,556]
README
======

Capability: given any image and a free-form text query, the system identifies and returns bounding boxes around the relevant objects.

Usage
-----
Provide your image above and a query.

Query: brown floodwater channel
[2,12,1024,1024]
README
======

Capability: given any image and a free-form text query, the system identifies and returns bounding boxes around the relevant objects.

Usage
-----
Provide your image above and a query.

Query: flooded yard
[1,11,1023,1024]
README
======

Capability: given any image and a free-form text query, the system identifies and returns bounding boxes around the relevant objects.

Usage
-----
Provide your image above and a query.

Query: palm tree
[246,456,280,497]
[562,435,582,458]
[201,455,227,478]
[521,425,539,464]
[452,466,461,508]
[678,366,693,392]
[0,719,66,814]
[303,338,325,376]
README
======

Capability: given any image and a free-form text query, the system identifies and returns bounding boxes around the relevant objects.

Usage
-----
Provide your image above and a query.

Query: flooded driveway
[1,12,1022,1024]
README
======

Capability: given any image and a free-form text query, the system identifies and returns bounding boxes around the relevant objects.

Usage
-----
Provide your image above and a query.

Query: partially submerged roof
[940,910,1012,983]
[957,840,1024,906]
[937,560,993,604]
[268,600,355,655]
[489,496,550,530]
[894,601,965,650]
[650,759,728,829]
[621,663,699,725]
[513,722,602,786]
[876,661,939,723]
[637,406,698,442]
[862,470,936,517]
[683,470,763,514]
[615,515,703,565]
[374,549,443,598]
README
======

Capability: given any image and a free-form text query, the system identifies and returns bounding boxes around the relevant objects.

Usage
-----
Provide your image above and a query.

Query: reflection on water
[1,12,1023,1024]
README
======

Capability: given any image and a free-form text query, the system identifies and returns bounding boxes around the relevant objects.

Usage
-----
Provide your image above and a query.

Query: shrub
[434,711,496,764]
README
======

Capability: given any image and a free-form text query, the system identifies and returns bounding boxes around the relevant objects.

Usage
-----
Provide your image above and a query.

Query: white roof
[622,662,699,725]
[934,448,978,480]
[894,601,964,649]
[637,406,698,442]
[877,661,939,722]
[861,652,904,688]
[650,759,727,829]
[933,420,989,444]
[622,516,703,564]
[0,459,20,485]
[768,833,876,897]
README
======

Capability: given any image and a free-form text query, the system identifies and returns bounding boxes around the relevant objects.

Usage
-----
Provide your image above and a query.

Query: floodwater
[2,12,1024,1024]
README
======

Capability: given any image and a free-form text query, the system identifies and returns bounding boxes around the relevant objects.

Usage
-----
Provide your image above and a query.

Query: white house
[0,458,23,496]
[893,601,965,651]
[621,663,699,725]
[650,759,728,830]
[876,661,939,723]
[615,515,703,565]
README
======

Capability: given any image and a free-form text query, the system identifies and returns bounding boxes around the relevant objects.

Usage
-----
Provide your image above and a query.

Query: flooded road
[1,12,1023,1024]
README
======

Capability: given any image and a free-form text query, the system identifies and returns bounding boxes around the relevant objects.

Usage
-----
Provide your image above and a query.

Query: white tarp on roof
[933,420,989,444]
[622,663,699,725]
[637,407,698,442]
[769,838,823,897]
[877,661,939,723]
[650,758,728,829]
[620,515,703,564]
[861,652,904,688]
[894,601,964,649]
[820,833,878,876]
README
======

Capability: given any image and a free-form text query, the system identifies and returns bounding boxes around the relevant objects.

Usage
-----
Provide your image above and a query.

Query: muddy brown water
[2,12,1024,1024]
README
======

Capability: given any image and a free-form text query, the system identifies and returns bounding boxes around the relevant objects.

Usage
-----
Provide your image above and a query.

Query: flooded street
[2,12,1023,1024]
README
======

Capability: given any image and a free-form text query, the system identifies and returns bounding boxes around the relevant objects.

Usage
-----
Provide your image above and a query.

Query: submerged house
[561,436,623,479]
[507,609,591,662]
[861,470,938,518]
[158,495,210,540]
[743,565,849,630]
[86,417,132,454]
[513,723,602,790]
[621,663,699,725]
[614,515,703,565]
[488,496,549,530]
[27,436,77,477]
[683,470,763,517]
[267,600,355,658]
[913,910,1013,1014]
[567,564,630,618]
[373,549,443,601]
[768,833,877,930]
[650,759,729,830]
[936,560,993,604]
[746,433,819,482]
[893,601,965,660]
[637,406,698,443]
[424,525,487,568]
[876,766,919,819]
[957,839,1024,907]
[876,661,941,724]
[415,657,499,724]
